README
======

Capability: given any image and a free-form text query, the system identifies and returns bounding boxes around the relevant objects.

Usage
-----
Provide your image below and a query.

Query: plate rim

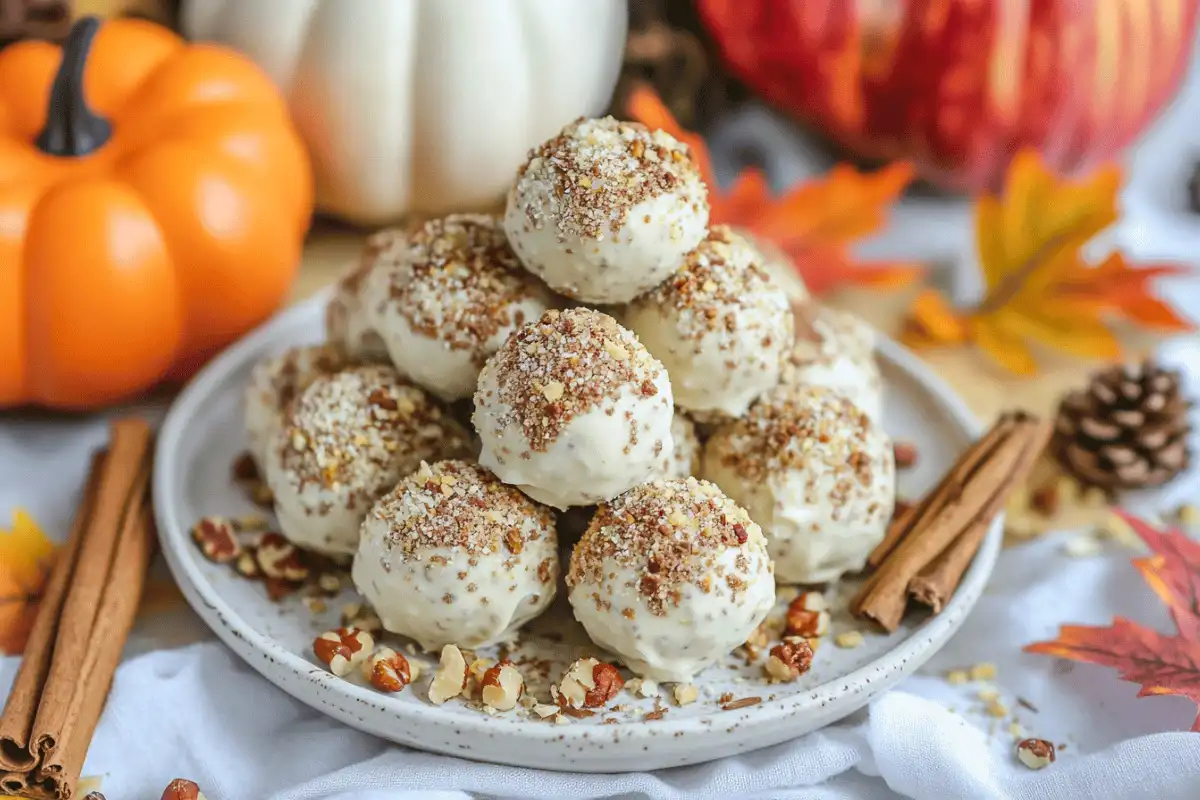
[153,292,996,766]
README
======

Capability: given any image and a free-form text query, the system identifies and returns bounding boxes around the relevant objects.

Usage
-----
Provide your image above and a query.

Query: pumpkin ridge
[85,18,184,123]
[1,16,311,409]
[23,178,182,407]
[116,140,300,363]
[108,99,293,158]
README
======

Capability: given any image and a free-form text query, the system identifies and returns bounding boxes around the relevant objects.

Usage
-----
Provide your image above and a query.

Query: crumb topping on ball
[377,215,543,358]
[280,366,470,493]
[633,226,782,342]
[567,477,764,615]
[483,308,666,450]
[257,344,346,414]
[786,303,875,371]
[336,254,374,297]
[516,117,706,240]
[370,460,554,560]
[359,223,421,275]
[708,385,878,486]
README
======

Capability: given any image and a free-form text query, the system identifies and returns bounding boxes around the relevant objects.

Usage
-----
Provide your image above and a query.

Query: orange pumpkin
[0,17,312,410]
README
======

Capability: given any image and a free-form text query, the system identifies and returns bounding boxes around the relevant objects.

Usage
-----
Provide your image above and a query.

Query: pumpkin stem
[35,16,111,158]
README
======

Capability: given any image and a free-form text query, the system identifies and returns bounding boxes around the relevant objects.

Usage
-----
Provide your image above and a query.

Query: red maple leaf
[624,85,923,296]
[1025,513,1200,730]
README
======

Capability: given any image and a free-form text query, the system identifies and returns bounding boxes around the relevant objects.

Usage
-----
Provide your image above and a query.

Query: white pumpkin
[183,0,627,226]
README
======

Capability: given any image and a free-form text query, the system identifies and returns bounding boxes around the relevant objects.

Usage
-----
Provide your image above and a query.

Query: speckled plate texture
[154,291,996,773]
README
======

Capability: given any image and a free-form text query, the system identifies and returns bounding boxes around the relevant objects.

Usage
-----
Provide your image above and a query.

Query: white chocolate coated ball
[265,366,472,555]
[325,247,391,364]
[472,308,674,510]
[364,214,556,401]
[504,117,708,304]
[624,226,793,420]
[702,385,895,584]
[654,409,700,480]
[353,460,559,651]
[782,303,883,421]
[243,344,346,471]
[567,478,774,682]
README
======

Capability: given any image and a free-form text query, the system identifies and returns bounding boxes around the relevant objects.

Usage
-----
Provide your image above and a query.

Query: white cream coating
[504,117,708,304]
[265,366,471,555]
[654,410,700,480]
[325,256,391,364]
[623,227,794,420]
[243,343,346,470]
[566,478,775,682]
[740,229,811,302]
[352,460,559,651]
[472,309,675,510]
[702,385,895,584]
[364,214,557,401]
[782,303,884,421]
[475,372,674,509]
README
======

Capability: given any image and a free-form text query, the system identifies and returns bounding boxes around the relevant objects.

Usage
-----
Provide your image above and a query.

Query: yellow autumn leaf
[980,150,1120,304]
[998,305,1123,361]
[901,148,1190,376]
[967,316,1038,377]
[0,509,56,655]
[900,288,967,347]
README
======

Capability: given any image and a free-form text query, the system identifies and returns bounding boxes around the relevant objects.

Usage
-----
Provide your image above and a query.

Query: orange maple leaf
[0,509,56,655]
[625,85,923,295]
[902,151,1195,375]
[1025,513,1200,730]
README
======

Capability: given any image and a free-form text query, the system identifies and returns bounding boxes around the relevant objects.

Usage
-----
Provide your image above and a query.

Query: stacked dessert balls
[245,115,894,683]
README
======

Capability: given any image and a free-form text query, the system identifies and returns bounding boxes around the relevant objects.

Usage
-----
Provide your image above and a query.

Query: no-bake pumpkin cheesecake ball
[702,385,895,584]
[325,242,392,364]
[353,460,559,651]
[504,117,709,304]
[624,226,794,420]
[567,478,775,682]
[472,308,674,510]
[265,365,472,555]
[781,303,884,421]
[244,344,347,471]
[364,214,557,401]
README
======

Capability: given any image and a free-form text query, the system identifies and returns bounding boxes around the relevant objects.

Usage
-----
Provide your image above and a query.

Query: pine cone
[1052,361,1192,492]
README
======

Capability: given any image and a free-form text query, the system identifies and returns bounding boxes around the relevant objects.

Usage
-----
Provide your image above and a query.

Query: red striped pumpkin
[698,0,1199,190]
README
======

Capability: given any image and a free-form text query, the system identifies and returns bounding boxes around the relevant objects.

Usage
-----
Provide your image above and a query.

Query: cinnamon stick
[852,413,1048,631]
[32,421,150,762]
[853,416,1033,610]
[40,499,153,796]
[0,419,153,800]
[906,518,989,613]
[908,420,1051,611]
[867,415,1017,568]
[0,455,102,783]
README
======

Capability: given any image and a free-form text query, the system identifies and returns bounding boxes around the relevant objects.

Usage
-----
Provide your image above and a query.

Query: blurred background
[3,0,1198,431]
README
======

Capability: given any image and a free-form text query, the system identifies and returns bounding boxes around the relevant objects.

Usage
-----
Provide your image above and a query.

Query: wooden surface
[290,221,1153,427]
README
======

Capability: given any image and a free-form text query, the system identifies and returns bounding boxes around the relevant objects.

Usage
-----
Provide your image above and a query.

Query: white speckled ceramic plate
[154,291,995,773]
